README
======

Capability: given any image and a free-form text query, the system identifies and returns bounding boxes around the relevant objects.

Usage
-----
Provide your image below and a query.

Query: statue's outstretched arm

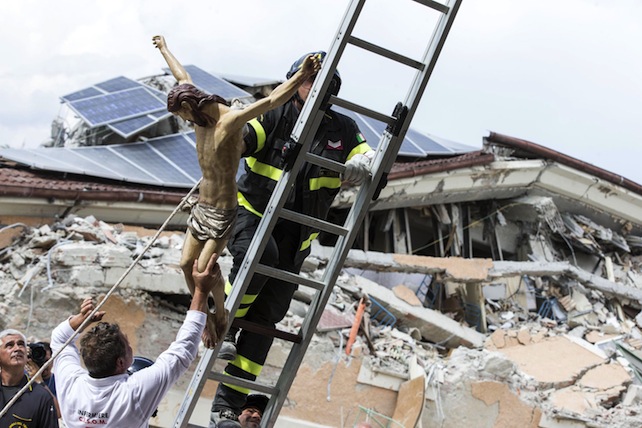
[152,35,192,85]
[223,54,321,131]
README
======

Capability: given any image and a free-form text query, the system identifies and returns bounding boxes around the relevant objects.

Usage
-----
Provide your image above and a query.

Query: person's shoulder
[30,382,55,402]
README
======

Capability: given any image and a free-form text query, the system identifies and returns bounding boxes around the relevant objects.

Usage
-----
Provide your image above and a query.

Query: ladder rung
[303,152,345,174]
[328,95,394,124]
[232,318,302,343]
[348,36,425,70]
[208,371,278,396]
[281,208,349,237]
[413,0,450,14]
[255,264,325,291]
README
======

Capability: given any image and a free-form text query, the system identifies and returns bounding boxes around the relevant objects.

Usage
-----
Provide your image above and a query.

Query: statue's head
[167,83,229,127]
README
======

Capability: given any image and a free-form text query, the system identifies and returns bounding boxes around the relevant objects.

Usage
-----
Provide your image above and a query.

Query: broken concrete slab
[471,381,542,428]
[317,305,353,332]
[357,356,407,391]
[498,336,606,388]
[577,362,631,391]
[392,284,422,306]
[312,242,493,282]
[51,242,100,265]
[550,387,600,417]
[622,384,642,406]
[491,261,642,307]
[354,275,486,348]
[391,370,425,427]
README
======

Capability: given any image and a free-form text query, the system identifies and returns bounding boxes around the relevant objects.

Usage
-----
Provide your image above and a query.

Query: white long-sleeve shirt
[51,310,205,428]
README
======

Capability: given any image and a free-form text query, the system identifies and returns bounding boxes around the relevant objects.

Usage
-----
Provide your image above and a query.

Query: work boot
[217,327,238,361]
[209,408,240,428]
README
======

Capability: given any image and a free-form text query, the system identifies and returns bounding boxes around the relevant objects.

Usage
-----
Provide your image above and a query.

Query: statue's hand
[301,54,321,76]
[152,35,166,50]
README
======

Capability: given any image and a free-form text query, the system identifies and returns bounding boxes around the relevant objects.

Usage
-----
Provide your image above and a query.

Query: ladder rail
[173,0,463,425]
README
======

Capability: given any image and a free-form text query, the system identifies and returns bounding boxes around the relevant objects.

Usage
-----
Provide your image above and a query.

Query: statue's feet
[201,314,219,348]
[214,309,230,345]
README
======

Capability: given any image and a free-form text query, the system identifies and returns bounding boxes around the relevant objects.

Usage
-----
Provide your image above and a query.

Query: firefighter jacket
[238,100,371,255]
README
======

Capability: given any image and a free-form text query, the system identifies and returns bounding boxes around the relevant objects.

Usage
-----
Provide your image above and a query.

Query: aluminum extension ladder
[174,0,462,426]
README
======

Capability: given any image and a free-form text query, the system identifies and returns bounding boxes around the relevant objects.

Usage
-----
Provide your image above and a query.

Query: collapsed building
[2,67,642,427]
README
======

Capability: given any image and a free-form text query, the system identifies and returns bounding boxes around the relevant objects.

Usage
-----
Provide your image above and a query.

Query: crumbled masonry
[2,213,642,427]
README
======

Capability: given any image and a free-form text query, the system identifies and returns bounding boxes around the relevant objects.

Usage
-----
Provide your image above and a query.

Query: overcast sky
[1,0,641,183]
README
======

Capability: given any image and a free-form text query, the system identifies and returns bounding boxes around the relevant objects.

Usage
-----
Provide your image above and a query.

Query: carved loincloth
[187,203,238,241]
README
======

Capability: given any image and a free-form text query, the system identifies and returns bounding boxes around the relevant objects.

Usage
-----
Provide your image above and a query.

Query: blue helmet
[127,356,158,417]
[286,51,341,96]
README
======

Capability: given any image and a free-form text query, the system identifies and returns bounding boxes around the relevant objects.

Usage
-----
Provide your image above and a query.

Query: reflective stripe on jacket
[238,101,371,253]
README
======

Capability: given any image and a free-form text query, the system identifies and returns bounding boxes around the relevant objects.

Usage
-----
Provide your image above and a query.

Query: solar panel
[107,111,173,138]
[0,133,201,187]
[61,87,103,103]
[145,134,200,182]
[108,115,156,137]
[69,87,166,127]
[333,105,474,157]
[110,141,196,185]
[0,148,85,175]
[146,86,169,102]
[427,133,477,153]
[95,76,141,93]
[0,147,124,181]
[404,128,445,154]
[71,146,159,183]
[180,65,252,100]
[151,110,170,119]
[61,77,143,103]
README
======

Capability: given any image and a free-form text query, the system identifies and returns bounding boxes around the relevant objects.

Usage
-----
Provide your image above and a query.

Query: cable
[0,178,201,419]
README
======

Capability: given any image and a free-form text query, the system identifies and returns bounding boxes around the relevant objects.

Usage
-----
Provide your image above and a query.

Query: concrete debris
[5,210,642,428]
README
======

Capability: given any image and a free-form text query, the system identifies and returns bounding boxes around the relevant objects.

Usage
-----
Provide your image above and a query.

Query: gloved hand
[342,152,373,186]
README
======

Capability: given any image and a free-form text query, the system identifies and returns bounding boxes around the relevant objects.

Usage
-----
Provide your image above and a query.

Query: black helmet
[286,51,341,96]
[127,356,154,375]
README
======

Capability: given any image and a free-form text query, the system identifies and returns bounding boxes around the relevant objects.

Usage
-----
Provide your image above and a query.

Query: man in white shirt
[51,253,221,428]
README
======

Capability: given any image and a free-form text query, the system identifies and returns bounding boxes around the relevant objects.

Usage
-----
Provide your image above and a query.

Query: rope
[0,178,201,419]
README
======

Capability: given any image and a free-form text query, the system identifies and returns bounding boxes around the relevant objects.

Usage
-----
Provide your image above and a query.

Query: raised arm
[68,298,106,331]
[223,54,321,129]
[152,35,192,85]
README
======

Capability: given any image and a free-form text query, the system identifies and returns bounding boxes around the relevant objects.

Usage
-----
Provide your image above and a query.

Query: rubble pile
[0,215,191,341]
[3,214,642,427]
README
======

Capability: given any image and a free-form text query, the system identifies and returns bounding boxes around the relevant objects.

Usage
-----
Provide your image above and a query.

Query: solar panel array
[61,68,252,139]
[61,76,169,138]
[0,132,199,188]
[0,108,473,189]
[1,69,475,188]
